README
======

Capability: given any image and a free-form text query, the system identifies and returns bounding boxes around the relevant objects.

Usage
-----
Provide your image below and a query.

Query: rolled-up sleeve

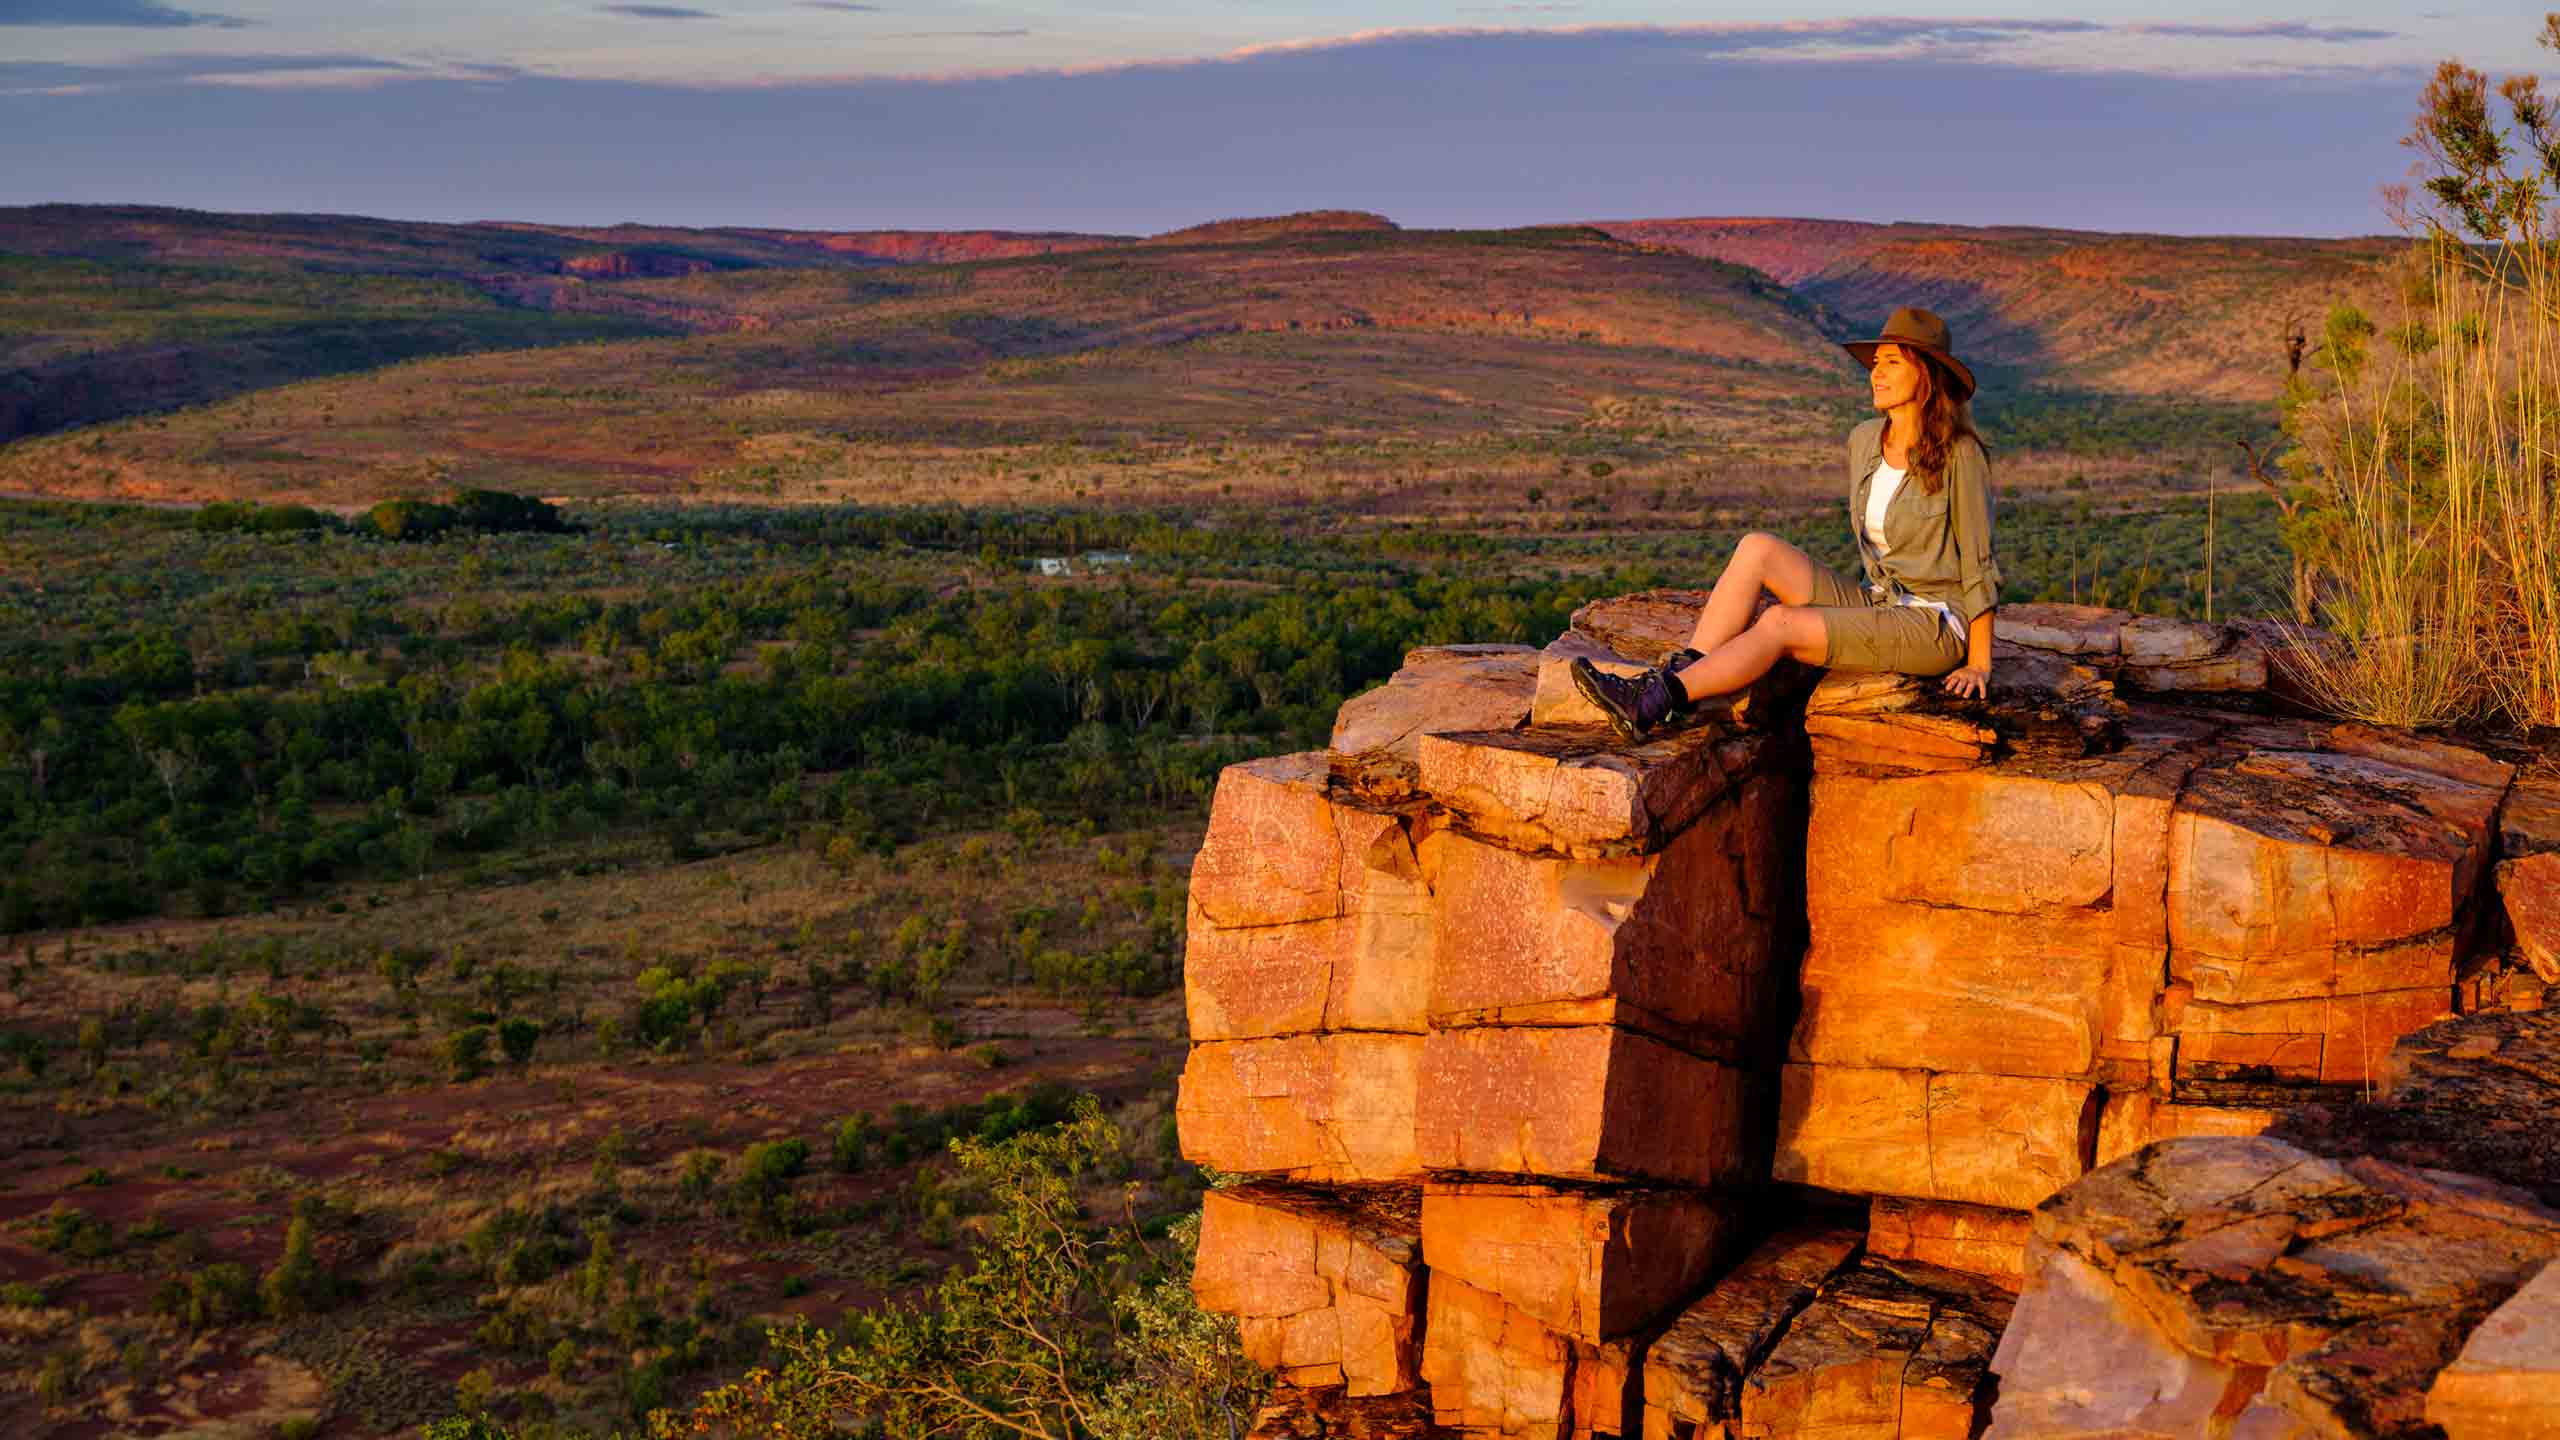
[1949,438,2002,625]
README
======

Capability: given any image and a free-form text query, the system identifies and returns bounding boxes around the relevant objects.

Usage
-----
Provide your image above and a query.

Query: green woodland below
[0,488,2286,937]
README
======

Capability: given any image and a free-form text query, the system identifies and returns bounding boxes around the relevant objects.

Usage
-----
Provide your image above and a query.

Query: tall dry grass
[2280,34,2560,729]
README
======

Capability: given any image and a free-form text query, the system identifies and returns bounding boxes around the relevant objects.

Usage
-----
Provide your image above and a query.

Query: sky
[2,3,2551,236]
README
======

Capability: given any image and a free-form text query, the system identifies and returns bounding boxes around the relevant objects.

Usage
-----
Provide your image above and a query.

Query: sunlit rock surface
[1181,594,2554,1437]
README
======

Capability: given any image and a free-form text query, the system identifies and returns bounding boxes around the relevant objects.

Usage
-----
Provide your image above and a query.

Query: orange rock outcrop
[1179,591,2555,1438]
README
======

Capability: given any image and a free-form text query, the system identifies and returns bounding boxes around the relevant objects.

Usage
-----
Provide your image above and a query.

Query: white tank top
[1864,461,1906,556]
[1864,459,1962,640]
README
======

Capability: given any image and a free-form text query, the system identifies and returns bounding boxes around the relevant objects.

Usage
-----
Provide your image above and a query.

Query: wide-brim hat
[1842,306,1976,402]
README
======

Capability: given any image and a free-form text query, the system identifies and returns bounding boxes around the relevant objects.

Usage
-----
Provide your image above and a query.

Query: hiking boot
[1570,655,1689,742]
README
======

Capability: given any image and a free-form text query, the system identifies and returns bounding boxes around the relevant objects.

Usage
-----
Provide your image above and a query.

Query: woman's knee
[1734,531,1780,562]
[1758,604,1828,657]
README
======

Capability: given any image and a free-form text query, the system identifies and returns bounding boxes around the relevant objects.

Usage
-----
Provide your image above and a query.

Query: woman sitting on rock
[1572,306,2000,741]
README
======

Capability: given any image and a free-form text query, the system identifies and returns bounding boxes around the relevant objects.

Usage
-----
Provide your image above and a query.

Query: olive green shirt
[1845,417,2003,631]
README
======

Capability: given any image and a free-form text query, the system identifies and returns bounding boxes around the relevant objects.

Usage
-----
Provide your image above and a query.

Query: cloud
[2130,22,2396,44]
[0,0,245,27]
[599,4,719,17]
[1222,18,2108,64]
[0,51,528,95]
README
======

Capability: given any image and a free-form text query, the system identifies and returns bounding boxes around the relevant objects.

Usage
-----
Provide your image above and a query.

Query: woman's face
[1869,342,1926,413]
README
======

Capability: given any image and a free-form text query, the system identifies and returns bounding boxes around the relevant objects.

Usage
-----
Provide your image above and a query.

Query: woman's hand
[1941,665,1990,700]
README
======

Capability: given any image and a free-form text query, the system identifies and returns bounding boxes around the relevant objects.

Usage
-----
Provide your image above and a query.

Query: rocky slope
[1592,217,2406,402]
[1182,593,2557,1437]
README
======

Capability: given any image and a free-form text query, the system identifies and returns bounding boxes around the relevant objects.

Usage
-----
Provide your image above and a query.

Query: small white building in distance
[1033,551,1133,577]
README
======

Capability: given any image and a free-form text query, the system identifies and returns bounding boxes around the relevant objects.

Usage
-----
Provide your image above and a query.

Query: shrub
[730,1138,808,1233]
[496,1017,541,1066]
[677,1150,724,1206]
[828,1113,874,1173]
[662,1097,1264,1440]
[261,1216,341,1318]
[194,500,332,535]
[467,1207,574,1287]
[155,1262,259,1329]
[446,488,569,535]
[363,498,459,542]
[445,1025,492,1081]
[453,1367,497,1418]
[27,1205,115,1259]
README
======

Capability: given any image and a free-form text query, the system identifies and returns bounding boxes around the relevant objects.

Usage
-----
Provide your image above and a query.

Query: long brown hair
[1904,350,1981,495]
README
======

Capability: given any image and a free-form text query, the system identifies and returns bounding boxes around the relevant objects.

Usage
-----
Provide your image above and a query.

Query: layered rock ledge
[1178,592,2556,1438]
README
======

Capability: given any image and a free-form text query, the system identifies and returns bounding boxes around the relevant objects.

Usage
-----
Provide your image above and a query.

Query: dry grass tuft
[2278,42,2560,729]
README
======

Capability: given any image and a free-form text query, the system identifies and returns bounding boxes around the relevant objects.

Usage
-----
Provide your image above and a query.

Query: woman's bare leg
[1687,532,1821,654]
[1673,605,1829,702]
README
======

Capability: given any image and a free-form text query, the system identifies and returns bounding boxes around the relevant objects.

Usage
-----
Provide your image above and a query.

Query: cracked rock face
[1194,1182,1426,1397]
[1990,1136,2560,1438]
[1189,594,2557,1440]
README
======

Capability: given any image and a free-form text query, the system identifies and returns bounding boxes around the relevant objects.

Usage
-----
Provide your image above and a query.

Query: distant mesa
[725,227,1136,265]
[560,248,726,280]
[1144,210,1401,246]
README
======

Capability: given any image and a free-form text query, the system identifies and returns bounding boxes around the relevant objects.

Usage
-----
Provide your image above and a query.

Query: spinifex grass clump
[2280,20,2560,727]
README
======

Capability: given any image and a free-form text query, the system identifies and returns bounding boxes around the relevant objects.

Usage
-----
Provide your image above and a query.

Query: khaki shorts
[1805,562,1968,676]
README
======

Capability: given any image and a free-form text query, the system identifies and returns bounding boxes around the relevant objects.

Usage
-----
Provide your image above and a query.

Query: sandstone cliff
[1181,592,2557,1438]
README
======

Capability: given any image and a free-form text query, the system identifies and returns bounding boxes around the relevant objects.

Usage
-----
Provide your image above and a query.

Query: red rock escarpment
[1183,592,2553,1438]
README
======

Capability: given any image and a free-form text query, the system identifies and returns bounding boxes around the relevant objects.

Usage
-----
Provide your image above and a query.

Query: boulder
[1334,644,1540,760]
[1178,1033,1424,1182]
[1987,1136,2560,1440]
[1567,589,1716,664]
[1568,1335,1649,1439]
[2173,988,2451,1090]
[2317,721,2518,791]
[2084,613,2271,694]
[1413,725,1770,858]
[2091,1091,2273,1168]
[1737,1258,2013,1440]
[1186,753,1433,1039]
[2500,773,2560,985]
[1193,1182,1426,1396]
[1421,1271,1645,1438]
[2427,1256,2560,1440]
[1247,1385,1440,1440]
[1991,603,2122,658]
[1641,1224,1863,1440]
[1773,1063,2097,1210]
[1801,641,2126,777]
[1791,744,2215,1082]
[2268,1007,2560,1208]
[1425,775,1787,1056]
[1802,766,2119,916]
[1865,1199,2032,1290]
[1420,1181,1734,1343]
[1419,1271,1573,1436]
[2167,747,2503,1006]
[2502,851,2560,985]
[1792,900,2112,1077]
[1418,1026,1749,1189]
[2503,773,2560,857]
[1532,630,1649,729]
